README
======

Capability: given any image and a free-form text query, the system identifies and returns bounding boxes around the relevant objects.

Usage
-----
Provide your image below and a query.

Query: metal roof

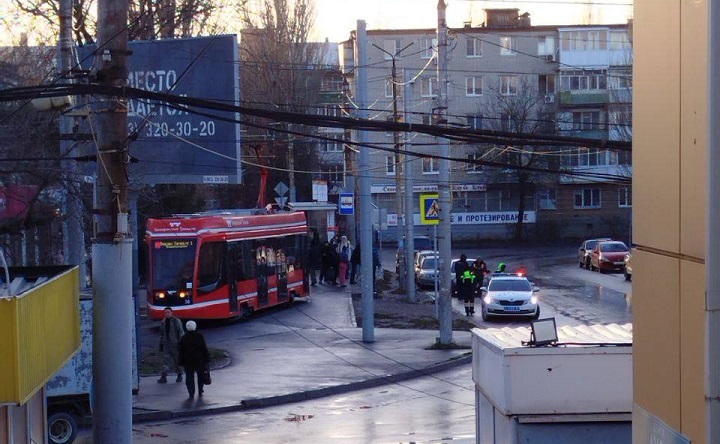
[473,323,633,352]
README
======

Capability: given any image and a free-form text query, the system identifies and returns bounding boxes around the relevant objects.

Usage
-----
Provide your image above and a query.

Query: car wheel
[624,268,631,281]
[585,258,591,269]
[48,412,78,444]
[533,306,541,320]
[579,260,584,268]
[599,267,607,274]
[589,262,595,271]
[481,306,490,322]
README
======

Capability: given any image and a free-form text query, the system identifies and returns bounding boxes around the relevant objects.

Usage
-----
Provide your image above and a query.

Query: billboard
[78,35,241,184]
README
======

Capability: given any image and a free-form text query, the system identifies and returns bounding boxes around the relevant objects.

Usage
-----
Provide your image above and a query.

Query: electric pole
[437,0,453,345]
[93,0,134,441]
[373,41,413,292]
[403,68,416,303]
[356,20,374,343]
[342,76,357,241]
[58,0,85,282]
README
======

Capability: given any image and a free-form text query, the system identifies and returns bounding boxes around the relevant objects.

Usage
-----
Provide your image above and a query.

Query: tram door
[276,247,288,302]
[226,242,240,313]
[255,244,274,306]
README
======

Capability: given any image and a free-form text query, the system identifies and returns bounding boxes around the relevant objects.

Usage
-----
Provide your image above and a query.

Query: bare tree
[236,0,327,206]
[480,75,556,241]
[10,0,221,44]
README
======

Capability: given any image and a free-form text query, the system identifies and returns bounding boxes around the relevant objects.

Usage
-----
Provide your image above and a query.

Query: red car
[590,241,629,273]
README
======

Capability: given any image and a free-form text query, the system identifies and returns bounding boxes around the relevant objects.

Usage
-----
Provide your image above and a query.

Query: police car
[479,273,540,321]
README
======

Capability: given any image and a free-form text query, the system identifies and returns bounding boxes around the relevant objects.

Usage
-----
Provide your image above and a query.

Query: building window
[618,186,632,207]
[422,156,439,174]
[386,155,397,175]
[321,76,342,92]
[466,114,483,130]
[500,113,513,132]
[421,77,438,97]
[320,104,341,117]
[610,31,630,50]
[383,39,401,59]
[422,37,437,59]
[500,75,518,96]
[500,36,516,55]
[466,37,482,57]
[560,69,607,91]
[465,76,483,96]
[572,111,603,130]
[538,36,555,56]
[422,114,431,125]
[467,153,482,173]
[324,164,345,185]
[608,68,632,89]
[325,141,343,152]
[537,189,557,210]
[384,78,394,98]
[574,188,601,208]
[561,30,608,51]
[538,74,555,95]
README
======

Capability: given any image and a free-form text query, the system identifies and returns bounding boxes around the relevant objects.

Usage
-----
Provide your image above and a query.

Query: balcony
[0,266,80,404]
[559,90,608,106]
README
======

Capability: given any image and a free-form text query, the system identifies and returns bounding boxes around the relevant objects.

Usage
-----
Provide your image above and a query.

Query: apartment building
[340,9,633,242]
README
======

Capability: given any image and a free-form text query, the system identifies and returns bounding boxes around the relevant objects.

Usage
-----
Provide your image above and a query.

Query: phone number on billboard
[128,120,217,138]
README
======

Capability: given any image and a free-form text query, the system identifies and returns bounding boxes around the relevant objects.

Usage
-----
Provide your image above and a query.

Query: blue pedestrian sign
[338,193,354,215]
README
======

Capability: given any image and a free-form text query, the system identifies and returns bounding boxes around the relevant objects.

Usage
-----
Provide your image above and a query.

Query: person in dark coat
[177,320,210,398]
[307,229,321,286]
[157,307,184,384]
[349,242,361,284]
[320,241,335,284]
[469,259,488,315]
[455,254,476,316]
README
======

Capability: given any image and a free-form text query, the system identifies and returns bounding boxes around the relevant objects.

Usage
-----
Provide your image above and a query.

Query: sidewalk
[132,283,472,422]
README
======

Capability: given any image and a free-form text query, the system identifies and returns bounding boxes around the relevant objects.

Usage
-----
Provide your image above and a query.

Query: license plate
[614,262,624,266]
[504,306,520,311]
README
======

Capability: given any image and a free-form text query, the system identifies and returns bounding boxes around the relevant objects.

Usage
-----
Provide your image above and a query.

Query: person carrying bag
[178,320,211,399]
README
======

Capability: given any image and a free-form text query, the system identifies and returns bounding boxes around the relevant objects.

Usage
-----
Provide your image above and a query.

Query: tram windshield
[151,239,196,289]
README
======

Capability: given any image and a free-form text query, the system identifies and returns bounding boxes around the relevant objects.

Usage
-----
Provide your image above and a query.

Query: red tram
[145,210,310,320]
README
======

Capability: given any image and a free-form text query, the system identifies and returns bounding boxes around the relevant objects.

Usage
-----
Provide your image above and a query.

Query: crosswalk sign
[420,193,440,225]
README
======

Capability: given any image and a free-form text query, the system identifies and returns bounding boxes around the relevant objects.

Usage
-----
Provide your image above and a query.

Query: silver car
[480,275,540,321]
[415,255,439,289]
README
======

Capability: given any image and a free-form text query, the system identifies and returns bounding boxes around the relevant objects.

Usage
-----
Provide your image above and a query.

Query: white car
[480,275,540,321]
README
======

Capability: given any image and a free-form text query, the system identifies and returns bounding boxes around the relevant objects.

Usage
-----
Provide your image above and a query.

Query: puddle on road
[284,413,315,422]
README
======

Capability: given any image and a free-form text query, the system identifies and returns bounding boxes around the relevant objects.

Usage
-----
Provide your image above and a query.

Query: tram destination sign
[78,35,241,184]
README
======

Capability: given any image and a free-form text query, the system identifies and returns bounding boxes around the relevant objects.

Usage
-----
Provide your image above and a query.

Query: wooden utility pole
[93,0,134,441]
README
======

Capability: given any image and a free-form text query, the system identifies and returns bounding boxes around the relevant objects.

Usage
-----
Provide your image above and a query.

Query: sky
[313,0,633,42]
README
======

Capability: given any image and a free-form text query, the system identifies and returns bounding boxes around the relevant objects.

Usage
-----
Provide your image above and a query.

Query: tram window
[228,242,246,281]
[197,242,226,293]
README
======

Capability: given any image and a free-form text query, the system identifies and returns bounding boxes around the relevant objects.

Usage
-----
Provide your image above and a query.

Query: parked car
[590,241,630,273]
[624,253,633,281]
[479,274,540,321]
[396,235,434,273]
[414,249,438,270]
[415,255,439,289]
[578,238,612,269]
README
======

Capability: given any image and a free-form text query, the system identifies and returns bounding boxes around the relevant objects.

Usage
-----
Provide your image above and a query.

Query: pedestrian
[307,229,320,286]
[372,242,382,296]
[177,320,210,399]
[349,242,361,284]
[469,259,487,315]
[494,262,507,274]
[157,307,184,384]
[455,254,476,316]
[320,241,336,284]
[336,235,351,287]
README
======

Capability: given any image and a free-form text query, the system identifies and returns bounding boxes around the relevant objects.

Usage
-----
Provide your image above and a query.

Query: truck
[45,295,139,444]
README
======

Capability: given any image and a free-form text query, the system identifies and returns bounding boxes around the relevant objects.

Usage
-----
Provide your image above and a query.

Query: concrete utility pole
[58,0,85,282]
[356,20,374,343]
[372,41,412,292]
[403,68,416,303]
[436,0,453,345]
[93,0,134,442]
[706,1,720,440]
[342,77,357,241]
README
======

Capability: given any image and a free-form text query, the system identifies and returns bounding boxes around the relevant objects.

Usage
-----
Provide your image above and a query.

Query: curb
[131,353,471,423]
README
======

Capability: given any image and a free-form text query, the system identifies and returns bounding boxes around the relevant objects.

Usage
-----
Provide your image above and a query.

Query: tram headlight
[156,291,166,300]
[179,291,187,298]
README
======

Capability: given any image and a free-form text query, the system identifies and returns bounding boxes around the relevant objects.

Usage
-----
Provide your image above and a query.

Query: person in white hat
[177,320,210,398]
